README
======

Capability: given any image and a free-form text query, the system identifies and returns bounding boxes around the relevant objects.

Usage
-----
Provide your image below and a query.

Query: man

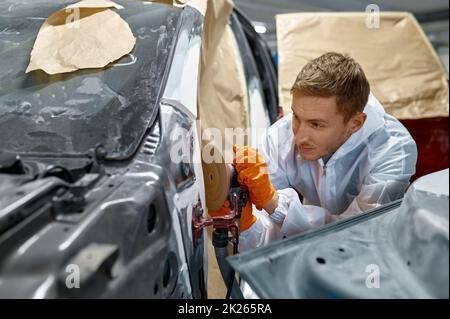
[212,52,417,251]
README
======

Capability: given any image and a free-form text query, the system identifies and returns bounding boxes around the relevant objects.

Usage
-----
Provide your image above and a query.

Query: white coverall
[239,94,418,251]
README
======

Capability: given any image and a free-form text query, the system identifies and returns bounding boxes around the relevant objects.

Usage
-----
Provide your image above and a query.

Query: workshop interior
[0,0,448,299]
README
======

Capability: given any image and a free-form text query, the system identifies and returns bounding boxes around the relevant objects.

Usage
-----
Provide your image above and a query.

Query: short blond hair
[291,52,370,122]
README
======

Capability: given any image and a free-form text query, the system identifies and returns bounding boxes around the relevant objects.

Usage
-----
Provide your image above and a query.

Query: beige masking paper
[197,0,250,150]
[26,0,135,75]
[155,0,249,148]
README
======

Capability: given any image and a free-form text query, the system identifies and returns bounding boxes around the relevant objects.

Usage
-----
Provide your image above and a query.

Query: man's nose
[294,124,310,144]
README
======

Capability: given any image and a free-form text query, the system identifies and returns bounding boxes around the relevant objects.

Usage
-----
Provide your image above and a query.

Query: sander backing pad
[201,146,231,211]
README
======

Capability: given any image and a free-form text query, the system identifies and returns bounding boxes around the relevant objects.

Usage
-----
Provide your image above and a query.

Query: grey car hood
[228,169,449,298]
[0,0,182,159]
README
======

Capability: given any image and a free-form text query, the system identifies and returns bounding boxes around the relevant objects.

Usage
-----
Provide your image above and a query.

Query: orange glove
[233,145,276,211]
[239,201,257,232]
[208,200,256,232]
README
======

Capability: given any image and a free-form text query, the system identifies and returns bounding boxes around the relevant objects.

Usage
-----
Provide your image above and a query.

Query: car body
[0,0,277,298]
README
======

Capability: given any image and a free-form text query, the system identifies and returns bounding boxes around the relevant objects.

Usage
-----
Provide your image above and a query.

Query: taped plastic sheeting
[26,0,136,75]
[276,12,449,119]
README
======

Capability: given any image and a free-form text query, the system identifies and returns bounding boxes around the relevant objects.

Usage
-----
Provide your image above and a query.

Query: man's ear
[349,112,367,133]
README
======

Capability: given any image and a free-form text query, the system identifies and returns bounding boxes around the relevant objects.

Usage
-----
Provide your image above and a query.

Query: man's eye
[311,122,319,128]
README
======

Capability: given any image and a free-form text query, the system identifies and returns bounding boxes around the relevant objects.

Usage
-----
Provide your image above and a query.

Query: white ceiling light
[254,25,267,33]
[253,21,267,34]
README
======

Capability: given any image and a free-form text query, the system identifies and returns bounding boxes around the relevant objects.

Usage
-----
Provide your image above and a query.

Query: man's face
[291,92,365,161]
